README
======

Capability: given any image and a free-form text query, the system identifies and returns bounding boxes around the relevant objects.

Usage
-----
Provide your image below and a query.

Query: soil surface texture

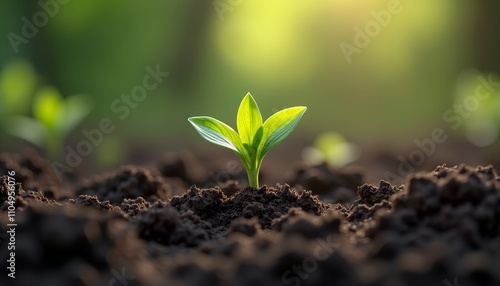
[0,150,499,286]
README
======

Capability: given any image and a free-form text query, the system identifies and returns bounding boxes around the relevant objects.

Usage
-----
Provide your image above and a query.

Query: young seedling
[453,70,500,146]
[188,92,306,187]
[6,85,92,159]
[302,132,359,167]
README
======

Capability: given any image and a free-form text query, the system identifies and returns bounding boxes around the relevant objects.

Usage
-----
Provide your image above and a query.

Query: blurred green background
[1,0,499,178]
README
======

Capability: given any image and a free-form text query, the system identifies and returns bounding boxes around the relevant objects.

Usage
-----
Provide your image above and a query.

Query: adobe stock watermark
[7,0,72,54]
[213,0,243,21]
[51,65,170,182]
[108,267,135,286]
[340,0,409,63]
[384,73,500,182]
[282,235,340,285]
[5,171,18,279]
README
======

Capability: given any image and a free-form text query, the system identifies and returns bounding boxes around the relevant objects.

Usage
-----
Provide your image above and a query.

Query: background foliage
[1,0,499,172]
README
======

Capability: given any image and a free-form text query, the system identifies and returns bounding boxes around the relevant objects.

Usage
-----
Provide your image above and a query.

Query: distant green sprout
[188,93,306,187]
[7,86,92,159]
[302,132,359,167]
[453,70,500,147]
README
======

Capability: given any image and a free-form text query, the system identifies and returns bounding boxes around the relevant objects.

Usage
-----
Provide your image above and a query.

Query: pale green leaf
[315,132,360,167]
[259,106,307,158]
[188,116,244,154]
[5,116,47,147]
[237,93,263,144]
[61,94,93,134]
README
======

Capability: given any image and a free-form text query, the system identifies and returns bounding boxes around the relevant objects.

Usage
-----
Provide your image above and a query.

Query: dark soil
[0,150,499,286]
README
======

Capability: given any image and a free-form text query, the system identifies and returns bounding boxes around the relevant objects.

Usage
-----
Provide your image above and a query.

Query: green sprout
[453,70,500,147]
[6,86,92,159]
[188,92,306,187]
[302,132,359,167]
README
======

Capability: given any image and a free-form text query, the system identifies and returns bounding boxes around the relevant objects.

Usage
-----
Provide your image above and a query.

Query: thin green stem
[246,159,263,188]
[46,131,63,161]
[247,167,259,188]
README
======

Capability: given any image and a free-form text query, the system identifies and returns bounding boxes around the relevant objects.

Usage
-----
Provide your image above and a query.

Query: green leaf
[33,86,63,131]
[62,94,93,134]
[237,93,263,144]
[188,116,245,154]
[259,106,307,158]
[5,116,47,147]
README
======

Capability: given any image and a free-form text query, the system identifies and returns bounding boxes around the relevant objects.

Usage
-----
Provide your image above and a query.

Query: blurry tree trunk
[171,0,213,92]
[474,1,500,74]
